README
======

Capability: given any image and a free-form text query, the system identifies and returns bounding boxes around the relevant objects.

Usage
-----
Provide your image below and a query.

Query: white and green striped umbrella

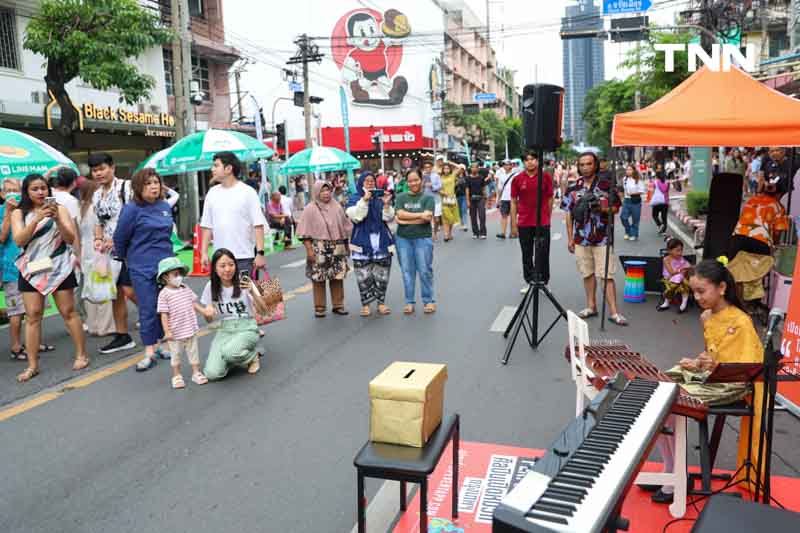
[280,146,360,175]
[0,127,79,180]
[137,129,274,175]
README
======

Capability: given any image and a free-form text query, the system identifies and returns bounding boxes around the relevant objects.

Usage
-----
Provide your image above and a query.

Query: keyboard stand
[633,415,687,518]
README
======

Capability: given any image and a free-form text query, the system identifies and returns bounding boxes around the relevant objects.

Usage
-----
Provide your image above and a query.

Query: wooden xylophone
[565,344,709,421]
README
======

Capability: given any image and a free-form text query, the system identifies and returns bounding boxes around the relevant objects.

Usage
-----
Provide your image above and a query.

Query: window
[769,31,788,58]
[191,55,210,101]
[0,7,20,70]
[188,0,204,18]
[163,48,174,96]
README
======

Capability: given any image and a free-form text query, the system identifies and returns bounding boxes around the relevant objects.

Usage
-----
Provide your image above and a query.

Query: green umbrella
[0,127,79,180]
[137,129,274,175]
[280,146,360,176]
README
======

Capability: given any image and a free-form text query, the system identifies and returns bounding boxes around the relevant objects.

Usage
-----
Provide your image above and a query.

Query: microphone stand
[599,159,618,331]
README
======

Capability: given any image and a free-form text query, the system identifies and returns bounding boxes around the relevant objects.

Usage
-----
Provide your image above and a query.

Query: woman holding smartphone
[11,173,89,382]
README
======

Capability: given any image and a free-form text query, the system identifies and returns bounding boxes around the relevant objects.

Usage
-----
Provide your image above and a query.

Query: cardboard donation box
[369,362,448,447]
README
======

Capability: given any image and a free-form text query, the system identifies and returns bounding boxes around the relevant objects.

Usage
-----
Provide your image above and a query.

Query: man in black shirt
[465,161,490,239]
[761,147,793,197]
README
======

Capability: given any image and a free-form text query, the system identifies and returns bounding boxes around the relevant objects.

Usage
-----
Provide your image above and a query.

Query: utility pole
[170,0,198,239]
[234,69,243,123]
[287,34,323,150]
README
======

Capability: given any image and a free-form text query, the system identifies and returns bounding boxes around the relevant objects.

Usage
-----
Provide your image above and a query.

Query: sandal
[72,357,90,371]
[39,344,55,353]
[171,374,186,389]
[360,306,371,317]
[403,304,414,315]
[17,367,39,383]
[135,356,157,372]
[247,357,261,375]
[423,303,437,314]
[377,304,391,316]
[608,314,629,326]
[332,308,349,316]
[9,348,28,361]
[191,372,208,385]
[577,308,598,319]
[314,311,326,318]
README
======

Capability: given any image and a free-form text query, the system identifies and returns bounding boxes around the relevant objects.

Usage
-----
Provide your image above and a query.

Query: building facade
[561,0,604,145]
[0,0,175,177]
[440,0,520,161]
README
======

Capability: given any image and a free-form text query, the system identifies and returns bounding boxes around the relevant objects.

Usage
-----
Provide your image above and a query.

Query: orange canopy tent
[612,66,800,147]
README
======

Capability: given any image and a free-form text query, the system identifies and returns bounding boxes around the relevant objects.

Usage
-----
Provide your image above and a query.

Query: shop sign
[144,127,176,138]
[83,104,176,128]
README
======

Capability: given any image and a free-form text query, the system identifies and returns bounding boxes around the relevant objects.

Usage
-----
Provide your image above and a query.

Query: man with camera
[562,152,627,326]
[511,151,553,292]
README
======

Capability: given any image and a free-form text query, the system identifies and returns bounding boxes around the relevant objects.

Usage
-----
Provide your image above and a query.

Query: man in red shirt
[511,150,554,286]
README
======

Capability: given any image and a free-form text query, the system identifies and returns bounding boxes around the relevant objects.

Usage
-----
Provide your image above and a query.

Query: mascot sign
[332,8,412,107]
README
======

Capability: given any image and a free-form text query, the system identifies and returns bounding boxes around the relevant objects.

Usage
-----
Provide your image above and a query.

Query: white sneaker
[623,234,630,240]
[630,236,638,241]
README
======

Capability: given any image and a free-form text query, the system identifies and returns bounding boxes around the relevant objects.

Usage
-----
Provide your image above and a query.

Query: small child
[658,238,691,313]
[156,257,212,389]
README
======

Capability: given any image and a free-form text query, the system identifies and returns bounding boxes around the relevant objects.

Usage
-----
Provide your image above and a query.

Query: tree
[583,78,637,154]
[443,103,517,160]
[24,0,173,146]
[622,30,693,104]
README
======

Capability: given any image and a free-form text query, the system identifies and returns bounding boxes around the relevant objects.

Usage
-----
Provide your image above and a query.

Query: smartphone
[239,272,251,284]
[373,189,385,198]
[44,196,57,206]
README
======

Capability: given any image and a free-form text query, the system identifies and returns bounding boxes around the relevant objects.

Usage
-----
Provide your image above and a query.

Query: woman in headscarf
[346,171,395,317]
[439,162,460,242]
[297,180,353,317]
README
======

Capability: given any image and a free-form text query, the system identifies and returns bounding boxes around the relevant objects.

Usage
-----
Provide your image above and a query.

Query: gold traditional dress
[666,305,764,490]
[439,172,460,226]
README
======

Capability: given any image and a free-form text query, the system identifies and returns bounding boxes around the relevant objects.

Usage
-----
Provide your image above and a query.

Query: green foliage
[25,0,173,103]
[555,139,579,161]
[583,78,637,154]
[686,191,709,217]
[582,30,694,154]
[444,103,522,159]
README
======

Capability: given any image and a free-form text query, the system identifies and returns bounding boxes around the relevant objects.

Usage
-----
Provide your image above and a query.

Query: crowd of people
[1,143,795,390]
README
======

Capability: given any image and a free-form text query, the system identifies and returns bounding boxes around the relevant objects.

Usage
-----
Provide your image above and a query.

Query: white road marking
[281,259,307,269]
[349,480,405,533]
[490,306,519,332]
[552,232,562,241]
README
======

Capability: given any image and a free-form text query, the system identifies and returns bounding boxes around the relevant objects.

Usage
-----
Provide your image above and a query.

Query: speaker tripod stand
[501,148,567,365]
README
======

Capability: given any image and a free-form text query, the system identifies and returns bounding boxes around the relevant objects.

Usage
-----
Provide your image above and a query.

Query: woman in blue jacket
[114,169,177,371]
[345,171,395,317]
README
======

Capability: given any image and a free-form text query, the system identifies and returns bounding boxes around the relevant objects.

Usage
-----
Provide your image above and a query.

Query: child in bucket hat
[156,257,213,389]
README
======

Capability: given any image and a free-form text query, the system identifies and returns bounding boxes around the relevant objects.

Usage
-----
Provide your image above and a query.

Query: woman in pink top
[267,192,293,249]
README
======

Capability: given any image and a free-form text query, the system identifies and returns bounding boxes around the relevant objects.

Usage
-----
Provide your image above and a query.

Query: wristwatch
[256,250,265,256]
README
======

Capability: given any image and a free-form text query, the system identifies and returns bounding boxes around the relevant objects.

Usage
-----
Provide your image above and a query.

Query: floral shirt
[561,177,620,247]
[92,178,133,242]
[734,194,788,247]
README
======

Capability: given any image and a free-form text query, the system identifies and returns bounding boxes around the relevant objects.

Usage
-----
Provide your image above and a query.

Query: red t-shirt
[511,170,554,227]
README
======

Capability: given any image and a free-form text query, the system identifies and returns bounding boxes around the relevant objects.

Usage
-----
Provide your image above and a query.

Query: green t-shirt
[395,191,435,239]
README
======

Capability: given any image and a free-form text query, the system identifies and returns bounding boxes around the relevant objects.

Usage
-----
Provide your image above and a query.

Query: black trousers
[269,218,293,242]
[519,225,550,284]
[729,234,770,259]
[652,204,668,230]
[469,197,486,236]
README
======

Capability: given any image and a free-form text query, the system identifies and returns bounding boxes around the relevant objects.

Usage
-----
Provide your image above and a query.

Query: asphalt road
[1,207,799,533]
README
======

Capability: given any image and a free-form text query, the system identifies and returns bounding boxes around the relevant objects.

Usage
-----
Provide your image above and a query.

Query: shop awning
[612,66,800,147]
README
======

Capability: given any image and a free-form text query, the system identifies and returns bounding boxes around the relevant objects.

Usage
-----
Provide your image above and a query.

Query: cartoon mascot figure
[341,9,410,106]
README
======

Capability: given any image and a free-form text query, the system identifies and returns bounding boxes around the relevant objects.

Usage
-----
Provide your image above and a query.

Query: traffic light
[276,123,286,148]
[293,91,324,107]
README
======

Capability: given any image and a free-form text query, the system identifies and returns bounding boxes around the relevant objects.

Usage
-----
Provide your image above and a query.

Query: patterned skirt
[305,239,351,283]
[353,256,392,305]
[662,278,690,300]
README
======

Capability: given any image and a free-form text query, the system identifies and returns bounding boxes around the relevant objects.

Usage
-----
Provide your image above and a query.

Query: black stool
[689,400,754,495]
[354,413,459,533]
[691,494,800,532]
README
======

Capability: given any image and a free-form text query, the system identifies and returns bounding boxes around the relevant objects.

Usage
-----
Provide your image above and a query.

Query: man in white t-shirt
[200,152,267,275]
[495,160,517,239]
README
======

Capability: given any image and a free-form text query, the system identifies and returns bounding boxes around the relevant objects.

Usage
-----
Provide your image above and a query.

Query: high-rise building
[561,0,604,145]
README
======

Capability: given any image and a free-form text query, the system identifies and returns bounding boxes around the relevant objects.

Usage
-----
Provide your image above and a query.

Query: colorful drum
[623,260,647,303]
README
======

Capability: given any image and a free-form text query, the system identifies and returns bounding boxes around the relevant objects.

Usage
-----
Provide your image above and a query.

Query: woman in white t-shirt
[621,164,647,241]
[200,248,269,380]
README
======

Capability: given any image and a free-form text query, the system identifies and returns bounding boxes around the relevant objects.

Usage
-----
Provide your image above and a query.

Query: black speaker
[522,84,564,151]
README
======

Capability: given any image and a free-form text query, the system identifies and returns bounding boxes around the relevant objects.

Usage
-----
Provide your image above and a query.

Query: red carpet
[390,441,800,533]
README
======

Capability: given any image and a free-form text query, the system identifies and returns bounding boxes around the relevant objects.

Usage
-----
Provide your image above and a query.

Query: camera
[373,189,385,198]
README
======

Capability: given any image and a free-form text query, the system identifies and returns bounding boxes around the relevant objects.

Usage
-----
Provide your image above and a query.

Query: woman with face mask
[113,169,175,371]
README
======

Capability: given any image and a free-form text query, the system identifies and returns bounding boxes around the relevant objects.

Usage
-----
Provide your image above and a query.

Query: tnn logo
[654,44,757,73]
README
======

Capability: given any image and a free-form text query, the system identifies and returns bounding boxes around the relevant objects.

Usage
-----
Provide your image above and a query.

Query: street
[2,209,799,533]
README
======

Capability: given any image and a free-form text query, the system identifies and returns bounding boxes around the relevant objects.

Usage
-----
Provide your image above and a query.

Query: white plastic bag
[83,255,117,303]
